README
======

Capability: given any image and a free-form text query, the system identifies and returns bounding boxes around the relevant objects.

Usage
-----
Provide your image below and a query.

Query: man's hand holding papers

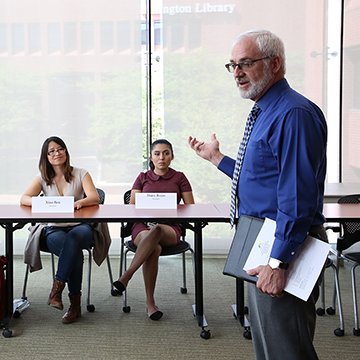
[246,265,286,298]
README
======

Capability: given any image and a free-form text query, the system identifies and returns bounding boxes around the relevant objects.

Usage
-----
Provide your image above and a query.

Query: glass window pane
[325,0,342,183]
[12,23,24,55]
[170,22,184,52]
[157,0,333,246]
[48,23,61,55]
[117,21,131,53]
[342,0,360,183]
[0,0,344,256]
[0,1,143,255]
[154,20,161,46]
[28,23,41,55]
[81,22,94,54]
[0,24,7,54]
[100,21,113,54]
[64,22,77,54]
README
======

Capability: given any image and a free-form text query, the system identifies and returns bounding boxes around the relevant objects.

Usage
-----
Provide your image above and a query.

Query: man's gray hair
[233,29,286,74]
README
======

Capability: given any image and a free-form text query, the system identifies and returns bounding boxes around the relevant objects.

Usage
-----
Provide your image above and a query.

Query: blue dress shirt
[218,78,327,262]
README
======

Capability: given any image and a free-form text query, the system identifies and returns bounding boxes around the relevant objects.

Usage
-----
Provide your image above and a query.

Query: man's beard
[237,66,272,100]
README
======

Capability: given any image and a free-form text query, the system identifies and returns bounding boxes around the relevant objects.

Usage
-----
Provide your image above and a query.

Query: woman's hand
[74,199,86,210]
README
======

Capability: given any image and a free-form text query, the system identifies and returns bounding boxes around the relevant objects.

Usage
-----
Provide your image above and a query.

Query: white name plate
[32,196,74,213]
[135,193,177,209]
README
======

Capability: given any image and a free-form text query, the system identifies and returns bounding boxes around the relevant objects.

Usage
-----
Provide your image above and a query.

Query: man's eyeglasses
[224,57,270,73]
[47,148,66,156]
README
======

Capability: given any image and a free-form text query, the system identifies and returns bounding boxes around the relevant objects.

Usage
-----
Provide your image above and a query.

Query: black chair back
[121,190,133,238]
[97,188,105,205]
[337,194,360,252]
[124,190,131,205]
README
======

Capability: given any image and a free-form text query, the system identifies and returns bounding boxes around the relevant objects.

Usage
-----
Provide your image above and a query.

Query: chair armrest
[181,223,196,232]
[325,225,341,233]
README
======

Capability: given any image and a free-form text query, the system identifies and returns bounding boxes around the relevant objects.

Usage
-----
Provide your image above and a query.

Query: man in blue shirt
[189,29,327,360]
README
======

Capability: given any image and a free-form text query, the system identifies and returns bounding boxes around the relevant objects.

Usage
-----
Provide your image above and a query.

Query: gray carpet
[1,255,360,359]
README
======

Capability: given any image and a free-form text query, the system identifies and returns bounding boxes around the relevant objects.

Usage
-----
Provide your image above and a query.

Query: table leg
[235,278,245,324]
[194,222,203,325]
[1,224,14,337]
[1,221,27,338]
[193,222,210,339]
[234,278,251,339]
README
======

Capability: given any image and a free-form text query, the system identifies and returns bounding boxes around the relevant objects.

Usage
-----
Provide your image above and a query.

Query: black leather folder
[223,215,265,283]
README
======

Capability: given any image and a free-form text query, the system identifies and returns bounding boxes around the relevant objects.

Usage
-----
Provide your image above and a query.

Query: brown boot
[47,279,65,310]
[62,294,81,324]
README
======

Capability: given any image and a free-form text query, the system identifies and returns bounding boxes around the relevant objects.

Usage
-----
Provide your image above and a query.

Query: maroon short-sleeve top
[132,168,192,203]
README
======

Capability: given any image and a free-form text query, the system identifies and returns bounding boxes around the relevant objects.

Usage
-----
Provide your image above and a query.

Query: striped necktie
[230,103,261,227]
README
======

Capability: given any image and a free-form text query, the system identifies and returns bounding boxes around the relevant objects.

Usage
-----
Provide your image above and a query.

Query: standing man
[188,29,327,360]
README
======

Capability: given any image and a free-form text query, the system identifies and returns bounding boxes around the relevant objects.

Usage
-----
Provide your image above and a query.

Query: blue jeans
[45,224,94,296]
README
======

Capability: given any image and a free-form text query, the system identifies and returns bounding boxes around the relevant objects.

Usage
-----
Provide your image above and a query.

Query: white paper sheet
[284,236,330,300]
[243,218,331,301]
[243,218,276,270]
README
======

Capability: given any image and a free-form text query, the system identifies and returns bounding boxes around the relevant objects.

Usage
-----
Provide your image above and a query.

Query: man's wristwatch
[268,257,289,270]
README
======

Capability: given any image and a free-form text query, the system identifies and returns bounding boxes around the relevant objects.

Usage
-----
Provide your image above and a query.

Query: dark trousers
[248,225,327,360]
[248,282,319,360]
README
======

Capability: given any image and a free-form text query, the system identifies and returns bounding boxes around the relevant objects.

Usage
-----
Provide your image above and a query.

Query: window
[154,20,161,46]
[12,23,24,55]
[28,23,41,55]
[342,1,360,182]
[0,0,351,255]
[141,21,146,46]
[188,20,201,50]
[170,22,184,51]
[64,22,77,54]
[117,21,131,52]
[0,24,7,54]
[81,22,94,54]
[100,21,113,54]
[48,23,61,55]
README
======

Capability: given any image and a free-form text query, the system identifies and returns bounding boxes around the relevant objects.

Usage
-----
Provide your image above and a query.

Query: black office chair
[19,188,114,315]
[316,255,344,336]
[116,190,195,313]
[325,194,360,336]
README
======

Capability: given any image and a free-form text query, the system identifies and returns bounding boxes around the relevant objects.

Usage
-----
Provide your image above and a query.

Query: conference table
[323,202,360,221]
[2,202,359,339]
[0,203,231,339]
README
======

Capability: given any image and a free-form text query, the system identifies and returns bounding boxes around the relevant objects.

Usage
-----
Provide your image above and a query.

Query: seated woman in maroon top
[113,139,194,320]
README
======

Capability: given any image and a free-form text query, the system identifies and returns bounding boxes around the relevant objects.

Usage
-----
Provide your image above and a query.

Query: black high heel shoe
[148,308,163,321]
[113,280,126,294]
[149,310,163,321]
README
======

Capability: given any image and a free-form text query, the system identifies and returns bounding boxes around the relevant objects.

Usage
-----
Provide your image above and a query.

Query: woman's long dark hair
[149,139,174,171]
[39,136,73,186]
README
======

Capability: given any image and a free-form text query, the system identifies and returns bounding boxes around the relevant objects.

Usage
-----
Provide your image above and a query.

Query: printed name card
[32,196,74,213]
[135,193,177,209]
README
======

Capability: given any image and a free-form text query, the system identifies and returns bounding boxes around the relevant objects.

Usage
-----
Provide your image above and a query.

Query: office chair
[316,255,344,336]
[18,188,114,315]
[116,190,195,313]
[325,194,360,336]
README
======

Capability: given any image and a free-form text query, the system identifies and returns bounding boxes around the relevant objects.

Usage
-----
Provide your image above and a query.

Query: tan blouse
[37,167,88,226]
